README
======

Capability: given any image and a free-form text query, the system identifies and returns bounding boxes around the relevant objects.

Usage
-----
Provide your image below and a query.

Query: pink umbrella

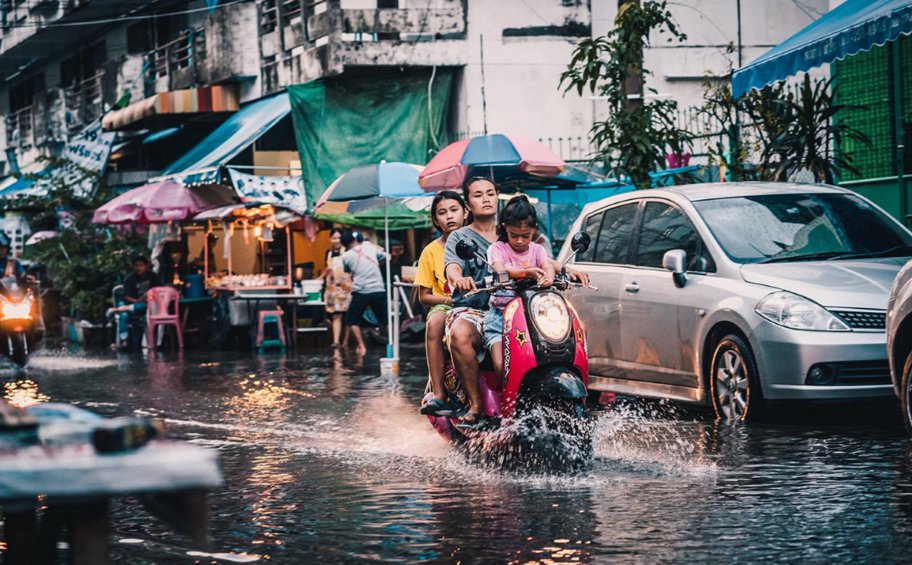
[93,180,240,225]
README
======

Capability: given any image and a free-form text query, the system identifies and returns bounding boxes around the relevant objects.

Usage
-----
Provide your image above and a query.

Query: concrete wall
[453,0,595,141]
[593,0,830,112]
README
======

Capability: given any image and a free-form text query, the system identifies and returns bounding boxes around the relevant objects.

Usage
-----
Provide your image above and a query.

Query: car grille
[834,361,891,386]
[830,309,886,330]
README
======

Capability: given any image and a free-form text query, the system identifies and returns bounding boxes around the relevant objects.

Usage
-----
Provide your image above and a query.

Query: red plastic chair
[146,286,183,351]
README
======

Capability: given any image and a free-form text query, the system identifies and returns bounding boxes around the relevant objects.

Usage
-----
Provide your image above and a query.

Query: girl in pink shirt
[483,195,555,377]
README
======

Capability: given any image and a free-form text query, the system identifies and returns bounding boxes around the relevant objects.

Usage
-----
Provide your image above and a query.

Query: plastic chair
[256,309,286,353]
[146,286,183,351]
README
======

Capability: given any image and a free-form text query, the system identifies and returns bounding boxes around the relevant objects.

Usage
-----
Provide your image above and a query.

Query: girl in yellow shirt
[416,190,467,416]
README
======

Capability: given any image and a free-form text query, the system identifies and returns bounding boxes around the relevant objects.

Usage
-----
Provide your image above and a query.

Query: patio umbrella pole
[384,198,394,359]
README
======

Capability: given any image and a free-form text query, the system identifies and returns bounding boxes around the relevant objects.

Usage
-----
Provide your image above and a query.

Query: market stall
[192,202,324,349]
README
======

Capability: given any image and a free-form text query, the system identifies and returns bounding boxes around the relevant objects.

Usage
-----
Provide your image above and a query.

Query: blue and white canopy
[732,0,912,98]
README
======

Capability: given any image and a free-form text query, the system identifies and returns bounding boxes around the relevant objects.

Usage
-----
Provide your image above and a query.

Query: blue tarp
[732,0,912,98]
[162,92,290,175]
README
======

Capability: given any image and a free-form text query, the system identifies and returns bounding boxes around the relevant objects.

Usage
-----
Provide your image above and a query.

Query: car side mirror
[570,232,591,254]
[663,249,687,288]
[456,239,478,261]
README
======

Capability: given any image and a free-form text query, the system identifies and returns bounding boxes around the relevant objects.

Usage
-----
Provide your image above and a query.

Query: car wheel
[901,351,912,436]
[709,334,760,422]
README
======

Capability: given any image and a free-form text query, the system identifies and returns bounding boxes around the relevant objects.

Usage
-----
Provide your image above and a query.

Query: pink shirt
[487,241,549,309]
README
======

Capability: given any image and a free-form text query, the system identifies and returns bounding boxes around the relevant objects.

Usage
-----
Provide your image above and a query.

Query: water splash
[26,349,119,371]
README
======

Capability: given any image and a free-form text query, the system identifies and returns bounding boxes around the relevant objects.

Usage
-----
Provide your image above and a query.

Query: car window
[693,193,912,263]
[592,203,638,264]
[575,211,603,263]
[636,201,716,272]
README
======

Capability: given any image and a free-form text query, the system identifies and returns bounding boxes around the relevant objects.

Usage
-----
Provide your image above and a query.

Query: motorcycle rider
[0,234,25,279]
[444,178,589,427]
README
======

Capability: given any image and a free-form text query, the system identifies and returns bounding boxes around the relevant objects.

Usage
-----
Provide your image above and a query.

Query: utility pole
[620,0,643,113]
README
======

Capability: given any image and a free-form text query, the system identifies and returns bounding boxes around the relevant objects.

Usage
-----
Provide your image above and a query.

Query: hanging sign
[227,169,308,215]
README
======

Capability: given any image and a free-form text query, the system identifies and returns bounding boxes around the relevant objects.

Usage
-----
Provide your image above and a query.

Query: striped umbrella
[418,133,566,190]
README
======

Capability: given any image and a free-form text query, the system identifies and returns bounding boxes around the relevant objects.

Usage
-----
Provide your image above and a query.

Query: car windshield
[692,193,912,264]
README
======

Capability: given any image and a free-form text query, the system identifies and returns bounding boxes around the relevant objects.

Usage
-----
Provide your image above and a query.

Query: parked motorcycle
[0,276,42,366]
[422,233,596,464]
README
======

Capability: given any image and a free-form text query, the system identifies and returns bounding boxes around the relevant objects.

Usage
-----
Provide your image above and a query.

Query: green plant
[560,0,690,189]
[701,70,870,183]
[9,159,147,324]
[31,228,146,324]
[764,74,871,183]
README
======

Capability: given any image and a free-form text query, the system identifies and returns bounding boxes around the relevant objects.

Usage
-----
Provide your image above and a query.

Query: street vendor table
[228,293,327,351]
[0,405,222,564]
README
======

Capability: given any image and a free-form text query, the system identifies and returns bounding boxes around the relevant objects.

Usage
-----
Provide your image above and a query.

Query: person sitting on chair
[107,256,161,349]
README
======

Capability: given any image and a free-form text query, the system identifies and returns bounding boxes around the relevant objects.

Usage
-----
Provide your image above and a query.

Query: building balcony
[147,28,208,92]
[4,106,34,149]
[259,0,467,95]
[63,70,105,134]
[0,0,135,78]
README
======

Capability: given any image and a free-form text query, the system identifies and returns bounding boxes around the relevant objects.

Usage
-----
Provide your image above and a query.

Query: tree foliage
[11,160,146,324]
[701,71,870,183]
[561,1,690,189]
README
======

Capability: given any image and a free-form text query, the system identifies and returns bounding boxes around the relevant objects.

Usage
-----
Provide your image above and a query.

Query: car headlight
[755,291,849,331]
[529,292,571,343]
[0,295,32,321]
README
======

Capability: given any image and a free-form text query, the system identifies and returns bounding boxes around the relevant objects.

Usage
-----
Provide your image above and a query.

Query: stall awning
[732,0,912,98]
[162,93,291,176]
[102,85,240,131]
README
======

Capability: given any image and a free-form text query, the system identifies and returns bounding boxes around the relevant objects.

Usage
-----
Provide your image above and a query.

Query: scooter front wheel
[8,332,28,367]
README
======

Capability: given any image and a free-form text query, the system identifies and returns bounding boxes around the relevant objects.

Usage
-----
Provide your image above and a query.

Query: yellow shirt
[415,240,448,297]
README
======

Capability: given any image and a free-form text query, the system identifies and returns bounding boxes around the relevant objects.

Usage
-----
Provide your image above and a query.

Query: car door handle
[624,282,639,294]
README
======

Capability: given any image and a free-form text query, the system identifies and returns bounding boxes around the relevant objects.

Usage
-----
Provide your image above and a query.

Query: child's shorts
[483,308,504,351]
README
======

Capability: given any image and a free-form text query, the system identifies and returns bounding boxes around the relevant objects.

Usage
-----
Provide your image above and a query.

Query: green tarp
[289,69,453,211]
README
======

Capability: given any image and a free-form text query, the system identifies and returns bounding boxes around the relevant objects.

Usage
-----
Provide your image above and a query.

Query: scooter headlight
[1,295,32,320]
[529,292,571,343]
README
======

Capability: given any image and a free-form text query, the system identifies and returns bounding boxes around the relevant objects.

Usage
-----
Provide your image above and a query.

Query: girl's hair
[430,190,466,231]
[497,194,538,242]
[330,228,344,238]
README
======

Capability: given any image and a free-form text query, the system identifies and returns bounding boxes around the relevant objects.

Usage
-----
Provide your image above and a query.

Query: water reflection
[13,348,912,562]
[4,379,49,407]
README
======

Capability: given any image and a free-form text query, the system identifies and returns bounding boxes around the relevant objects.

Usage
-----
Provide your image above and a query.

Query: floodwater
[5,346,912,563]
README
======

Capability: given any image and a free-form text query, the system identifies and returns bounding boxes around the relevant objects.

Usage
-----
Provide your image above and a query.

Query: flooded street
[6,346,912,563]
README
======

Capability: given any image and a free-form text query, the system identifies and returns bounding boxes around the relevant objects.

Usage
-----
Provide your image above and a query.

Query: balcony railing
[63,70,104,133]
[147,27,207,87]
[4,105,33,148]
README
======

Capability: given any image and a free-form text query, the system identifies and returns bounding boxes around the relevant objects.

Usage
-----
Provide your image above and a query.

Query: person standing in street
[321,228,353,348]
[342,231,389,356]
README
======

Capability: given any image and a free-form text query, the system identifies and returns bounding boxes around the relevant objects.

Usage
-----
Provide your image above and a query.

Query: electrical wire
[0,0,253,29]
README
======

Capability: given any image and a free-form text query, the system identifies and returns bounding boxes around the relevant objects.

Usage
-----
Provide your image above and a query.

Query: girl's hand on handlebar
[565,267,590,287]
[455,276,477,292]
[538,272,554,288]
[524,267,546,280]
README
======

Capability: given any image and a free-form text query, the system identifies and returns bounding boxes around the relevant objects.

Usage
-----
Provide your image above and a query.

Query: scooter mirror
[570,232,591,254]
[456,239,479,261]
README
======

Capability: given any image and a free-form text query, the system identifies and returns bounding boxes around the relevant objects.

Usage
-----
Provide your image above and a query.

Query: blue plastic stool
[256,309,286,353]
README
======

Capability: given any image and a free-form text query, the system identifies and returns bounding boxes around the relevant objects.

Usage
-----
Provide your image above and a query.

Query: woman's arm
[418,286,451,307]
[446,262,475,292]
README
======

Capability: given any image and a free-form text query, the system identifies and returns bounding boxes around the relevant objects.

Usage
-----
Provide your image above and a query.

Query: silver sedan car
[558,182,912,421]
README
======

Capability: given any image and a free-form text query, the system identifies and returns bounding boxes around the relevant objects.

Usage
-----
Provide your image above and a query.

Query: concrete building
[0,0,601,181]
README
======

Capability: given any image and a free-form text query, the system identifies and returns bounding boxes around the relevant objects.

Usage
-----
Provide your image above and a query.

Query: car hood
[739,257,909,310]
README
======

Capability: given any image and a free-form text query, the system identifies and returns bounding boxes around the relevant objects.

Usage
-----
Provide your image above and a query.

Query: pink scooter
[422,233,596,450]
